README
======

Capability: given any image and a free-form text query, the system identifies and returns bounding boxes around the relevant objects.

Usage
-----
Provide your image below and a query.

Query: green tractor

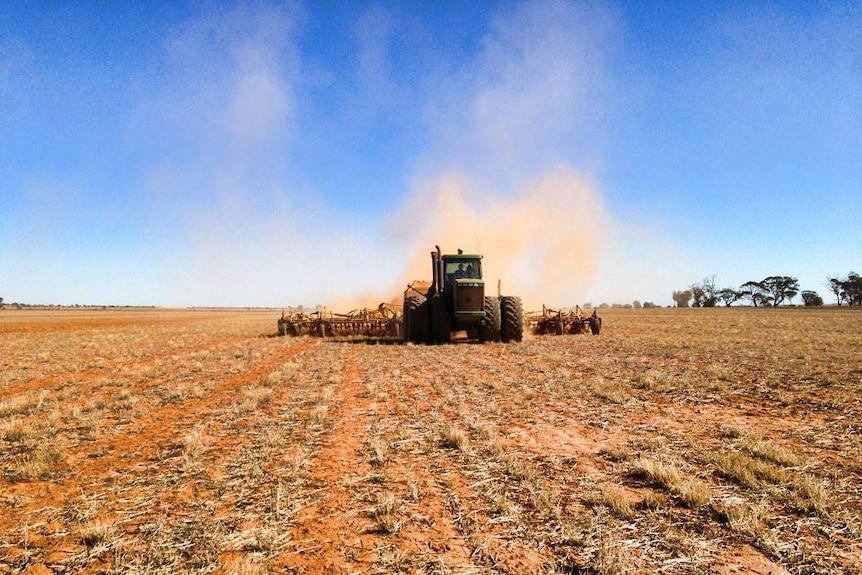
[403,245,523,344]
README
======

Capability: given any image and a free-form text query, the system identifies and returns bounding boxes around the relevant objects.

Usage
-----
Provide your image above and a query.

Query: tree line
[672,272,862,307]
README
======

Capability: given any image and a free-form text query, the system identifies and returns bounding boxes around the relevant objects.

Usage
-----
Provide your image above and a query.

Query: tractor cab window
[444,259,480,287]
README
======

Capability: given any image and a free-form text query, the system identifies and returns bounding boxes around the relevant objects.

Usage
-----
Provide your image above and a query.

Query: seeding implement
[527,305,602,335]
[277,304,401,338]
[277,245,600,341]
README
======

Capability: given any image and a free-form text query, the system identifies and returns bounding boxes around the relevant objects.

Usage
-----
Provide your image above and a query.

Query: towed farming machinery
[526,305,602,336]
[276,244,600,342]
[277,304,401,338]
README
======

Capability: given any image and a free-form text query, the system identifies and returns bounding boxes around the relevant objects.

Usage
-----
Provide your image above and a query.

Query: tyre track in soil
[279,345,378,574]
[0,333,280,454]
[459,346,846,574]
[0,339,314,561]
[462,347,618,476]
[461,345,782,490]
[67,338,313,472]
[280,345,420,573]
[464,345,815,469]
[0,335,253,399]
[389,345,555,574]
[98,339,329,573]
[353,345,483,571]
[281,344,488,574]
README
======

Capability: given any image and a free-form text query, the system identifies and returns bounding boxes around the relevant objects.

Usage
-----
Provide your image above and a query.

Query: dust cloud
[340,163,610,311]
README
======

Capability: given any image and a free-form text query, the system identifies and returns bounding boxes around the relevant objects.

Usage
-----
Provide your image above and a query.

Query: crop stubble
[1,307,860,574]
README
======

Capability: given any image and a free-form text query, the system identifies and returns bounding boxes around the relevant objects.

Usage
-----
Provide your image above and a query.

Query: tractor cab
[437,249,485,319]
[442,253,483,289]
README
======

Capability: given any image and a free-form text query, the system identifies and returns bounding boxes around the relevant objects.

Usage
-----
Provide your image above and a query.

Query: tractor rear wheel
[589,314,602,335]
[430,297,452,344]
[500,296,524,342]
[479,296,501,342]
[404,295,429,344]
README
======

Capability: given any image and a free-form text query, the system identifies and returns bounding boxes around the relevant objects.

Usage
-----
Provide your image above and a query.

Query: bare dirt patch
[1,307,860,573]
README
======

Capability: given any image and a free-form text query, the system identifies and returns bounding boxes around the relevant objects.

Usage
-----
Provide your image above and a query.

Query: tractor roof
[442,249,482,260]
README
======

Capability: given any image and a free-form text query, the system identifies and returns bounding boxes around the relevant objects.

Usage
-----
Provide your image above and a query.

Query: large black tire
[500,296,524,343]
[404,295,429,344]
[589,314,602,335]
[479,296,501,342]
[430,296,452,344]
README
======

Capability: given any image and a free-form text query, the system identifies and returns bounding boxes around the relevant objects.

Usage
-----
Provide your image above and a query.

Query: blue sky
[1,0,859,307]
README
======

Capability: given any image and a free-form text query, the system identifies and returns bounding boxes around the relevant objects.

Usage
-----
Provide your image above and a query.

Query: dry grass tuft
[591,377,629,405]
[366,437,389,467]
[630,456,710,509]
[787,474,831,517]
[368,491,403,534]
[12,443,65,481]
[80,517,117,548]
[602,485,636,519]
[233,386,273,417]
[715,451,785,489]
[310,404,329,425]
[740,434,801,467]
[717,499,769,538]
[599,444,632,463]
[440,423,469,452]
[0,395,38,418]
[180,425,211,458]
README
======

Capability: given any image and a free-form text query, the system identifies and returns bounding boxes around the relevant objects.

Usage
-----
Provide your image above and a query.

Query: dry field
[1,306,860,574]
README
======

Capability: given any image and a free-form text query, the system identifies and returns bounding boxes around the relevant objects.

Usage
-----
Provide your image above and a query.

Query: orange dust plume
[392,164,613,310]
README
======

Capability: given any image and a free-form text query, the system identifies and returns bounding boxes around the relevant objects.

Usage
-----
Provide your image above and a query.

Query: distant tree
[716,288,740,307]
[700,275,718,307]
[762,276,799,306]
[633,300,642,309]
[0,296,4,309]
[642,301,658,308]
[830,272,862,306]
[800,290,823,306]
[672,289,692,308]
[827,276,846,306]
[687,275,719,307]
[690,284,705,307]
[599,303,609,309]
[739,281,772,307]
[844,272,862,306]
